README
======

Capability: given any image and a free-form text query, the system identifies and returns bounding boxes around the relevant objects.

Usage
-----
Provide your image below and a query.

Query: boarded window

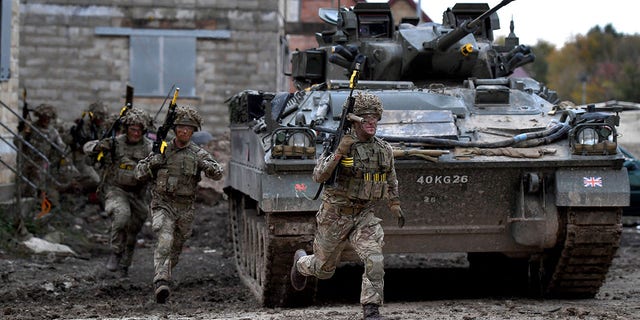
[130,36,196,97]
[95,27,230,98]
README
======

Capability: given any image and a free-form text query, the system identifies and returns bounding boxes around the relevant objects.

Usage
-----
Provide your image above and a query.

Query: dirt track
[1,198,640,320]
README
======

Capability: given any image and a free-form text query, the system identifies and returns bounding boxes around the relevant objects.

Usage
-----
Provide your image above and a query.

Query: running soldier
[86,108,153,277]
[13,103,68,206]
[63,101,109,192]
[134,105,223,303]
[290,92,405,320]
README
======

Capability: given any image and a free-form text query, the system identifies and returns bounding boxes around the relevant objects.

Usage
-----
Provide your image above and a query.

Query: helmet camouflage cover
[87,101,108,120]
[122,107,150,130]
[352,92,383,120]
[173,105,203,131]
[34,103,57,119]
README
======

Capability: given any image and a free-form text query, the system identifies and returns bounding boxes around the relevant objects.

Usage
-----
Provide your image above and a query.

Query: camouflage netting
[174,105,203,131]
[34,103,57,119]
[352,92,383,119]
[143,109,156,132]
[122,107,151,130]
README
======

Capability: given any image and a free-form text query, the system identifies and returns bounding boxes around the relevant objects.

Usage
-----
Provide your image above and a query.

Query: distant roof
[510,67,530,78]
[387,0,432,22]
[355,0,432,22]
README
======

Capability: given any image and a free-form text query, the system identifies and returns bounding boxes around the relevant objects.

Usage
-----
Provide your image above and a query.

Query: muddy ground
[1,194,640,320]
[1,115,640,320]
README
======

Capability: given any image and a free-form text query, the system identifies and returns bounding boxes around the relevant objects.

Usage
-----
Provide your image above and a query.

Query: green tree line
[521,24,640,104]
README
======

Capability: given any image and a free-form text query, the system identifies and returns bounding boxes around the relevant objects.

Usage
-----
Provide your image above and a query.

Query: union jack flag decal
[583,176,603,187]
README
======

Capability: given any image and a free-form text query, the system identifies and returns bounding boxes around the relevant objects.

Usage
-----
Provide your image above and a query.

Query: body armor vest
[106,135,151,188]
[154,143,201,197]
[335,137,392,201]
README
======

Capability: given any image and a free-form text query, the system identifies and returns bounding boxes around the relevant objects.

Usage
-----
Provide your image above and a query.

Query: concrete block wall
[18,0,284,137]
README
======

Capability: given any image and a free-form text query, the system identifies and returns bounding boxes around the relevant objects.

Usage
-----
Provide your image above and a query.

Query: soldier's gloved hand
[94,139,111,152]
[390,203,405,228]
[336,135,356,156]
[147,153,166,169]
[205,164,223,180]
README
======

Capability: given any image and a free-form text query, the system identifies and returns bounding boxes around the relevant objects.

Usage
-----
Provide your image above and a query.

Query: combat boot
[105,253,121,272]
[290,249,308,291]
[363,304,383,320]
[154,280,171,304]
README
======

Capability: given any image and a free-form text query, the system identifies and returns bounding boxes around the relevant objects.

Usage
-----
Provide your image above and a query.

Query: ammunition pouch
[343,172,388,201]
[114,162,138,187]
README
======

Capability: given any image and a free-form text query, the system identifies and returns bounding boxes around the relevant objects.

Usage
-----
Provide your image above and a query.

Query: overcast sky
[411,0,640,48]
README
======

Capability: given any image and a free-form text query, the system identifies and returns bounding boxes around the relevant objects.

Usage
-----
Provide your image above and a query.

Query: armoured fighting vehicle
[225,0,629,307]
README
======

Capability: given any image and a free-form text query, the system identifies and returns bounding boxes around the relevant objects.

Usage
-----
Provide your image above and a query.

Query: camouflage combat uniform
[86,108,152,275]
[62,101,109,190]
[134,105,223,302]
[293,93,402,311]
[13,104,67,205]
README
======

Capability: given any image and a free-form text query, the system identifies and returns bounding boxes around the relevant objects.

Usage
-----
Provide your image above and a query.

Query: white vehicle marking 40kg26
[416,175,469,184]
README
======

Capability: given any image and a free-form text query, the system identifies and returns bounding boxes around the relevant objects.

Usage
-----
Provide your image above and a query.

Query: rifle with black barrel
[17,88,31,133]
[95,85,134,165]
[312,54,366,199]
[69,111,88,153]
[153,84,176,125]
[153,87,180,154]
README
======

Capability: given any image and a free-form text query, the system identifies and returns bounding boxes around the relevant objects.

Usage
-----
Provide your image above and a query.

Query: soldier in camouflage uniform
[290,92,405,320]
[86,108,153,277]
[13,104,67,206]
[62,101,109,192]
[134,105,223,304]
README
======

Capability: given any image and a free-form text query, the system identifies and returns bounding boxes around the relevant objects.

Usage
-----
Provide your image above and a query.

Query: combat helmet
[122,107,150,131]
[87,101,108,120]
[174,105,203,131]
[352,92,383,120]
[34,103,57,119]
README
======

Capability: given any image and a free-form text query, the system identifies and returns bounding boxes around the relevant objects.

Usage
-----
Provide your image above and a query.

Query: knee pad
[365,253,384,281]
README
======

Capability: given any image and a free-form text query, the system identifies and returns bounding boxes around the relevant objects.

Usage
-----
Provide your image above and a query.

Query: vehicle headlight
[577,127,598,145]
[571,124,617,155]
[289,132,311,148]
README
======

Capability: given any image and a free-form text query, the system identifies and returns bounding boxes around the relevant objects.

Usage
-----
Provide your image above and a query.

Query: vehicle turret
[291,0,533,88]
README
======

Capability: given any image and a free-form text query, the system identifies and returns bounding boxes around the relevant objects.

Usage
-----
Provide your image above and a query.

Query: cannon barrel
[435,0,515,51]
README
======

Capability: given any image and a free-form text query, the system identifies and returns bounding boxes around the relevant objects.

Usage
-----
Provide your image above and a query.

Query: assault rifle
[153,87,180,154]
[95,85,134,164]
[17,88,31,132]
[312,54,366,199]
[69,112,87,152]
[153,84,176,123]
[70,109,100,152]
